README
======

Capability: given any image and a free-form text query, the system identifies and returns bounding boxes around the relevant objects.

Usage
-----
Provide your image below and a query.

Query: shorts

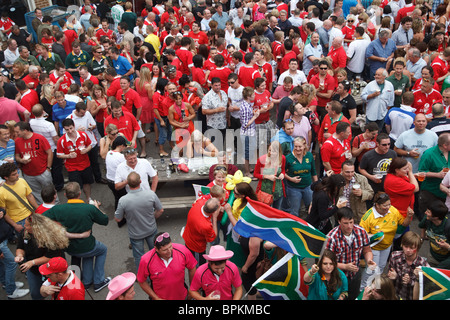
[68,166,94,188]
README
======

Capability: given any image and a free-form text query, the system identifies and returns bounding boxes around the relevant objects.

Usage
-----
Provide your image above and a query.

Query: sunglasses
[348,20,354,22]
[228,81,235,85]
[155,232,170,244]
[215,165,227,171]
[110,131,119,136]
[380,143,391,146]
[284,118,294,123]
[123,148,137,155]
[320,67,328,70]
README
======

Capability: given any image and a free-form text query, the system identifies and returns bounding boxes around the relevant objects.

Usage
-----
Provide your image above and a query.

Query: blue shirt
[343,0,358,17]
[0,139,16,163]
[212,12,229,30]
[112,55,134,80]
[52,101,77,135]
[365,38,397,75]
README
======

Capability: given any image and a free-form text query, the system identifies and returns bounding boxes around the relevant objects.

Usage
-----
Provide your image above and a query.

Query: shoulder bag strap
[2,184,34,213]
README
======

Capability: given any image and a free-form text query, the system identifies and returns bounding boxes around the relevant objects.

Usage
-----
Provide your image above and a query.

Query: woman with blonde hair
[9,61,26,84]
[39,83,56,119]
[358,12,376,39]
[299,84,320,147]
[99,123,128,159]
[14,213,88,300]
[253,140,286,210]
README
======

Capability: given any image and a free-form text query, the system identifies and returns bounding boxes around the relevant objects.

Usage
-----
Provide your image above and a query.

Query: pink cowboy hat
[203,245,234,261]
[106,272,136,300]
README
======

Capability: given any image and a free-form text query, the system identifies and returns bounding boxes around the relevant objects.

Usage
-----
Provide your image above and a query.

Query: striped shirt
[326,224,370,278]
[0,139,16,164]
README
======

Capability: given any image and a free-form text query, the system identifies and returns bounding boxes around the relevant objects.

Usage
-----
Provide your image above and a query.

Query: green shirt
[65,50,90,76]
[285,151,317,189]
[418,145,450,199]
[15,55,40,68]
[386,74,410,108]
[418,216,450,262]
[38,52,63,74]
[43,200,109,255]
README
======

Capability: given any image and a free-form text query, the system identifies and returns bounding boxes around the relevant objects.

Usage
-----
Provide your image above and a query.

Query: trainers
[94,277,111,293]
[7,288,29,299]
[2,282,24,290]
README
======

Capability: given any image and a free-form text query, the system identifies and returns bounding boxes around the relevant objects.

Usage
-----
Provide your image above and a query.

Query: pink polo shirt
[0,97,28,123]
[190,261,242,300]
[137,243,197,300]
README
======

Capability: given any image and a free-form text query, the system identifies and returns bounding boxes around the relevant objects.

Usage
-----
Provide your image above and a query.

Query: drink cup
[418,172,426,182]
[353,183,361,190]
[23,154,30,161]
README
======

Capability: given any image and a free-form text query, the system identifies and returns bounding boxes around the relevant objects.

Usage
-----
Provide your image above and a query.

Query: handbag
[2,184,35,214]
[256,178,276,206]
[255,251,273,279]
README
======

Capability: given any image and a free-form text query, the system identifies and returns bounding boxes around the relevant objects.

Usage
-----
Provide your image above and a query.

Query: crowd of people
[0,0,449,301]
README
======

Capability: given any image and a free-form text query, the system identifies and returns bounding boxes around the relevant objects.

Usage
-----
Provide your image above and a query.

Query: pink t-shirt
[137,243,197,300]
[190,261,242,300]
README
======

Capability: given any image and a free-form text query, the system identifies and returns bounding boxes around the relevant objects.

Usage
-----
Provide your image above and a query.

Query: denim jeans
[155,117,172,145]
[72,240,107,286]
[129,232,156,272]
[285,184,313,217]
[26,270,45,300]
[0,239,18,295]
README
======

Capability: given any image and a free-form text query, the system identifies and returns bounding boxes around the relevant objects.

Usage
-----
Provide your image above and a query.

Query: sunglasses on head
[155,232,170,244]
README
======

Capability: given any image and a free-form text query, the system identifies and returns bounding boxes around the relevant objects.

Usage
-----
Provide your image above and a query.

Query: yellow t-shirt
[360,205,405,251]
[0,178,33,223]
[232,198,245,221]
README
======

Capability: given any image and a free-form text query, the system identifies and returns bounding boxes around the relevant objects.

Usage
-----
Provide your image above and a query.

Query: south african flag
[419,267,450,300]
[234,198,327,258]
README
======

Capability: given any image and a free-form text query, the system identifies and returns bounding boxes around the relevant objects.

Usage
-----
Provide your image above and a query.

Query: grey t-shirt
[115,188,162,239]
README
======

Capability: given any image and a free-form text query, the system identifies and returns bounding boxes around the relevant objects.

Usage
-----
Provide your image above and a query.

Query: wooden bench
[160,196,196,210]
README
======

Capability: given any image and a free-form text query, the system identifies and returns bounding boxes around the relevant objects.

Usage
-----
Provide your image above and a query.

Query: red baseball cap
[39,257,68,275]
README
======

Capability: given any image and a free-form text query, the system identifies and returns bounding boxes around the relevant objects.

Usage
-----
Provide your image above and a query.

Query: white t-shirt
[277,70,307,87]
[115,158,157,192]
[66,111,97,147]
[29,117,58,151]
[346,38,371,73]
[227,85,244,119]
[105,150,125,181]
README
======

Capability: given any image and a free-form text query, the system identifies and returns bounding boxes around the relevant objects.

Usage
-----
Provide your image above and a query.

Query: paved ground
[0,129,433,301]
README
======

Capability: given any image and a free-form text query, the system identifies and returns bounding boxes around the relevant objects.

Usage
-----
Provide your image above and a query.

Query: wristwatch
[407,151,410,156]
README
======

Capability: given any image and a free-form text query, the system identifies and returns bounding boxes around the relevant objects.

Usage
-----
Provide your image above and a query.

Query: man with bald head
[328,36,347,73]
[317,19,333,56]
[115,171,164,270]
[395,113,438,173]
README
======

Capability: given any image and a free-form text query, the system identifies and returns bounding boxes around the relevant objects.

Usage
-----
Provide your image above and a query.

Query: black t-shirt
[359,149,397,193]
[332,93,357,121]
[277,96,294,129]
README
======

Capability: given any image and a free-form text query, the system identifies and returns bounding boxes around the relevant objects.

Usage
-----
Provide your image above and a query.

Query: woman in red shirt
[384,157,419,250]
[384,157,419,217]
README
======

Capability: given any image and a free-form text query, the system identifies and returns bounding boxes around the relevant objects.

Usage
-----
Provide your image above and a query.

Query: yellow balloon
[224,170,251,190]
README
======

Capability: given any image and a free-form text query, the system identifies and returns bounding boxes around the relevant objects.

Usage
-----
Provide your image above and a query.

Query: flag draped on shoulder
[234,198,327,258]
[419,267,450,300]
[253,252,308,300]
